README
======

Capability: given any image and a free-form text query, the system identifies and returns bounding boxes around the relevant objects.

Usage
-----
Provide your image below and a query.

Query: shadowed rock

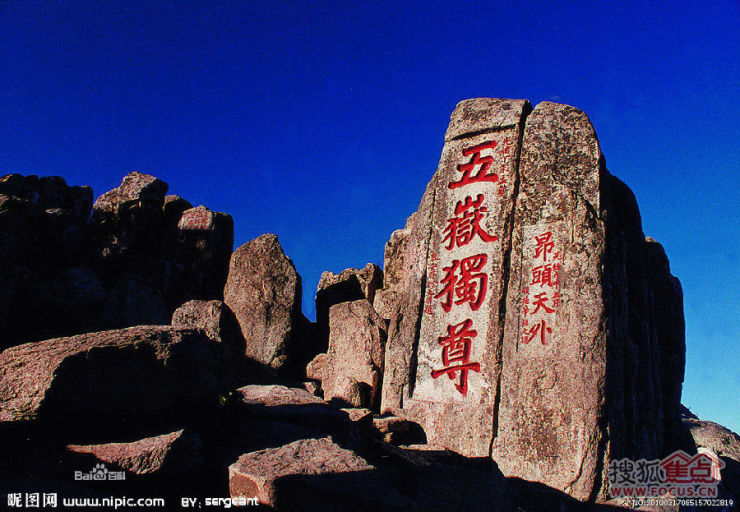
[0,174,94,347]
[89,171,168,265]
[223,234,306,373]
[66,429,204,476]
[229,437,411,511]
[315,263,383,347]
[171,205,234,306]
[172,299,246,368]
[308,300,387,410]
[0,326,227,438]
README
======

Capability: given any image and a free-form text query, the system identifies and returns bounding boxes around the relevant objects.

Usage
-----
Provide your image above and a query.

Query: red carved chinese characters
[449,141,499,189]
[530,263,560,287]
[520,229,563,346]
[523,319,552,345]
[429,138,512,396]
[434,253,488,312]
[442,194,498,250]
[431,319,482,396]
[531,292,555,314]
[534,231,555,261]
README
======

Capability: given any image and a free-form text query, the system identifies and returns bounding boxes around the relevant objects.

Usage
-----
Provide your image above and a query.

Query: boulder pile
[1,99,736,510]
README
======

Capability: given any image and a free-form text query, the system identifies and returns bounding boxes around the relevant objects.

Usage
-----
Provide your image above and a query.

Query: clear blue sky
[1,1,738,432]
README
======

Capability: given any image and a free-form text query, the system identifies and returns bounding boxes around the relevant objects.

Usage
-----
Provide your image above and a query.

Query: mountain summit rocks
[2,99,723,508]
[375,99,687,500]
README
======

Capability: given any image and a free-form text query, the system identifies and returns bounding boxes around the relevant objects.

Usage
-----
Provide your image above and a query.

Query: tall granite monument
[376,98,685,501]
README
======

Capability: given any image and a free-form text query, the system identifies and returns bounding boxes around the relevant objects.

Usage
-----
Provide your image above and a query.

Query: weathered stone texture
[172,205,234,305]
[492,101,607,500]
[376,98,687,502]
[645,237,686,453]
[315,263,383,348]
[89,171,169,265]
[66,429,203,475]
[171,299,246,366]
[384,98,531,457]
[308,300,386,409]
[0,326,227,433]
[223,234,306,373]
[228,437,402,511]
[0,171,235,348]
[0,174,94,347]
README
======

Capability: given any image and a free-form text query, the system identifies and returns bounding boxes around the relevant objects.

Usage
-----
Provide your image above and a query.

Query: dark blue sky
[1,1,738,431]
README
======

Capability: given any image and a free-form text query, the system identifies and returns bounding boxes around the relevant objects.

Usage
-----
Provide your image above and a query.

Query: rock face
[492,101,608,498]
[171,299,246,366]
[223,234,307,373]
[66,429,203,475]
[683,417,740,501]
[376,98,686,501]
[173,205,234,303]
[228,437,374,509]
[0,326,227,434]
[308,300,387,409]
[89,171,169,265]
[381,98,531,457]
[315,263,383,347]
[88,172,234,315]
[0,174,95,348]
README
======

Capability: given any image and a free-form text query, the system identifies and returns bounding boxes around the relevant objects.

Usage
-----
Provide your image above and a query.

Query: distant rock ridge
[0,171,233,349]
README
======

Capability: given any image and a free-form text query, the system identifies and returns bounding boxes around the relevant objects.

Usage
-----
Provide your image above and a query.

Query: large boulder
[88,171,169,267]
[308,300,387,409]
[102,275,170,328]
[376,98,687,502]
[171,205,234,306]
[229,437,410,511]
[683,417,740,499]
[315,263,383,346]
[66,429,204,476]
[0,326,228,438]
[223,234,306,373]
[232,385,370,448]
[171,299,245,366]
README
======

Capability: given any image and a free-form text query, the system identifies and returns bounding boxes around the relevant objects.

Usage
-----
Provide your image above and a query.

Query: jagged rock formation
[375,99,687,501]
[315,263,383,348]
[171,299,246,367]
[66,429,204,476]
[223,234,315,375]
[0,174,95,348]
[307,299,387,409]
[0,171,233,349]
[0,326,229,431]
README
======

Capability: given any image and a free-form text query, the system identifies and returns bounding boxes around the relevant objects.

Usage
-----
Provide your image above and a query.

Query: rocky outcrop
[172,206,234,304]
[223,234,311,374]
[171,299,246,366]
[0,326,228,435]
[228,437,413,511]
[0,171,234,349]
[375,98,687,502]
[308,300,387,409]
[315,263,383,347]
[0,98,703,509]
[88,171,169,265]
[380,98,531,458]
[0,174,95,348]
[66,429,204,476]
